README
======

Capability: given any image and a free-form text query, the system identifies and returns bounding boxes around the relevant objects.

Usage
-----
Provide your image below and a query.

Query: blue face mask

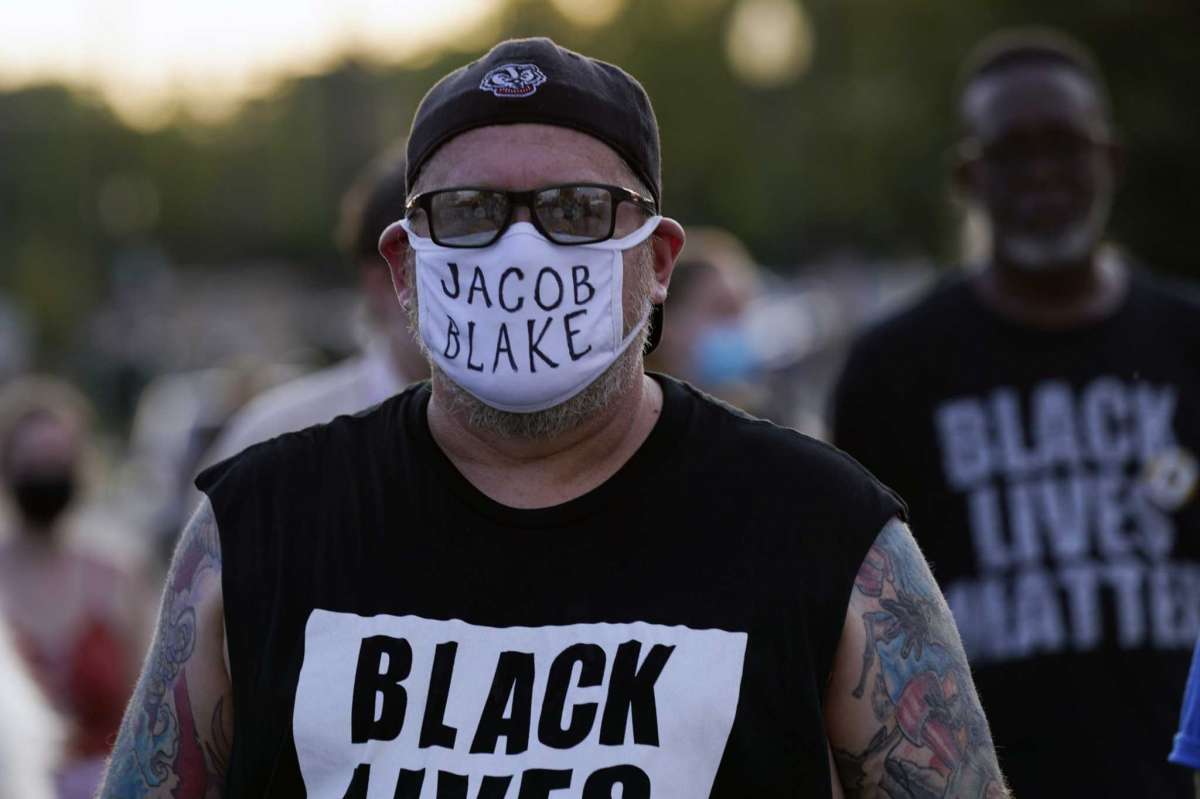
[691,322,759,387]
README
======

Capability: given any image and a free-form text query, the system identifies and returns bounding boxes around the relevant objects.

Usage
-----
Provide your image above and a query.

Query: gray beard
[1000,218,1103,271]
[997,190,1114,273]
[430,323,648,440]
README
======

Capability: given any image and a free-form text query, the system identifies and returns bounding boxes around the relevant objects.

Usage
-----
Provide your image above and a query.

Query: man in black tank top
[832,28,1200,799]
[100,38,1007,798]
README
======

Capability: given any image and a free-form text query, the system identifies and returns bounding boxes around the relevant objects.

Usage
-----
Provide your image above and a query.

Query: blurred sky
[0,0,813,127]
[0,0,497,126]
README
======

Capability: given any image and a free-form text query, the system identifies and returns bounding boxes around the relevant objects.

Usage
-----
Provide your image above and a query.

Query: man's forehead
[963,64,1107,142]
[414,123,636,193]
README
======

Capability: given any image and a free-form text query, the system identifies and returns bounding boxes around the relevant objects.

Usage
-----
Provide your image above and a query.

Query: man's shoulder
[196,383,421,498]
[674,379,902,508]
[672,385,906,582]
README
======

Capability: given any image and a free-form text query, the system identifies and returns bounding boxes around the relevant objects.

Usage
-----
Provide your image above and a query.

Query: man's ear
[378,221,415,308]
[649,217,686,305]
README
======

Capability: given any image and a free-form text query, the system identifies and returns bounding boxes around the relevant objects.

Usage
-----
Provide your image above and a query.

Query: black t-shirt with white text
[197,374,903,797]
[832,270,1200,798]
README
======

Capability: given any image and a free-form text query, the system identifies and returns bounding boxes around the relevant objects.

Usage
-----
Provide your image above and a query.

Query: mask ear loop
[383,215,664,252]
[598,215,662,353]
[384,218,423,250]
[600,215,663,250]
[614,215,663,353]
[381,218,406,241]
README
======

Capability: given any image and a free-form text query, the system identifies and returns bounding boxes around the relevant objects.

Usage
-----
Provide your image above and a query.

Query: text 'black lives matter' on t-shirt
[831,269,1200,798]
[196,375,903,798]
[298,613,744,797]
[935,375,1195,659]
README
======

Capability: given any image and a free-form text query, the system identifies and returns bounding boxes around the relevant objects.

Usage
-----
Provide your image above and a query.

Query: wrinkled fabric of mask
[388,217,661,413]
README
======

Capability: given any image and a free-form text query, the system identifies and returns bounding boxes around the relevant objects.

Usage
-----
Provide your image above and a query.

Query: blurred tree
[1,0,1198,375]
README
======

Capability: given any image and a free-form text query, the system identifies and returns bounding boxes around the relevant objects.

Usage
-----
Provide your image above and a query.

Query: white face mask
[389,216,661,413]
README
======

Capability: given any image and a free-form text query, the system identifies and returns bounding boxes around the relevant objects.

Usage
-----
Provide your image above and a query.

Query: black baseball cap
[405,37,667,354]
[405,37,662,209]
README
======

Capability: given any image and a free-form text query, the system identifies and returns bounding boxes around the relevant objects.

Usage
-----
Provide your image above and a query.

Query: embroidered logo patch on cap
[479,63,547,98]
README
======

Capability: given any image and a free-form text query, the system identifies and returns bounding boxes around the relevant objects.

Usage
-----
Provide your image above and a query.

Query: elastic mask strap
[601,215,662,251]
[381,215,662,253]
[618,307,654,354]
[378,218,415,255]
[393,218,429,248]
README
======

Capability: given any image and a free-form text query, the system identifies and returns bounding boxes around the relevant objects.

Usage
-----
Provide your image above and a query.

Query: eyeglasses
[960,128,1112,169]
[404,183,657,248]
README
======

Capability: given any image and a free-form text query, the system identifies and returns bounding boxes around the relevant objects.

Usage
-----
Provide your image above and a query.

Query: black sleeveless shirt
[196,375,903,797]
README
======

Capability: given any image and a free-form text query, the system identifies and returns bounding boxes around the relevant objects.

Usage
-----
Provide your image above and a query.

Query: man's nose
[511,204,535,223]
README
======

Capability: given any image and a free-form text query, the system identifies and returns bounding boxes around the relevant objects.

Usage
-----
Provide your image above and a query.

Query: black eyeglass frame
[404,183,658,248]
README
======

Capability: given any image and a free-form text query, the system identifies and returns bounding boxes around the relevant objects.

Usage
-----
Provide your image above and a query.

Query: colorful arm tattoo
[833,518,1009,799]
[98,500,230,798]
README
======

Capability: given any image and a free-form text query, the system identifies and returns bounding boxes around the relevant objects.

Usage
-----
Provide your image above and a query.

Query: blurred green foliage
[1,0,1198,364]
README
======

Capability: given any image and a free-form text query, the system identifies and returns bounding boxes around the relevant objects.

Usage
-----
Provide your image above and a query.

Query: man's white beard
[997,192,1113,272]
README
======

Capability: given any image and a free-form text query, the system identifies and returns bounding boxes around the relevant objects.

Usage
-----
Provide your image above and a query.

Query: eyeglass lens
[429,190,511,247]
[419,186,648,247]
[533,186,613,243]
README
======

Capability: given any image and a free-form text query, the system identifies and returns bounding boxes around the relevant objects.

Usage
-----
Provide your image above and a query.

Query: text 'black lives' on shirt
[831,268,1200,798]
[196,373,904,798]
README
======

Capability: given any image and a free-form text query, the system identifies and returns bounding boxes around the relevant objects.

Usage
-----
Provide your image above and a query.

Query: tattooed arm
[825,517,1008,799]
[97,498,232,798]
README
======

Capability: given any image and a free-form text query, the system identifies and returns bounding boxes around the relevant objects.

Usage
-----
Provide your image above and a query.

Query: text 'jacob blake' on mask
[399,215,658,412]
[437,261,600,373]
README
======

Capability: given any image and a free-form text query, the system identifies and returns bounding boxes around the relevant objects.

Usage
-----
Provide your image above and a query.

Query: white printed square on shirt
[294,610,748,798]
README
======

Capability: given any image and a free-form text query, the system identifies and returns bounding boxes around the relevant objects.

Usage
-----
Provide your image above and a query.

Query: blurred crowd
[2,21,1198,799]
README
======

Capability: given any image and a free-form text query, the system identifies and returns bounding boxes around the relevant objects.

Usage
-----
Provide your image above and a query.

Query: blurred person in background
[100,38,1006,797]
[130,361,293,566]
[831,27,1200,798]
[198,144,428,468]
[0,615,62,799]
[139,146,429,565]
[0,377,152,798]
[645,227,770,413]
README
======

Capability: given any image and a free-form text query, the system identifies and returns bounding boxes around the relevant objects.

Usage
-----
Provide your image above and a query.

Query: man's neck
[972,247,1129,330]
[426,372,663,509]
